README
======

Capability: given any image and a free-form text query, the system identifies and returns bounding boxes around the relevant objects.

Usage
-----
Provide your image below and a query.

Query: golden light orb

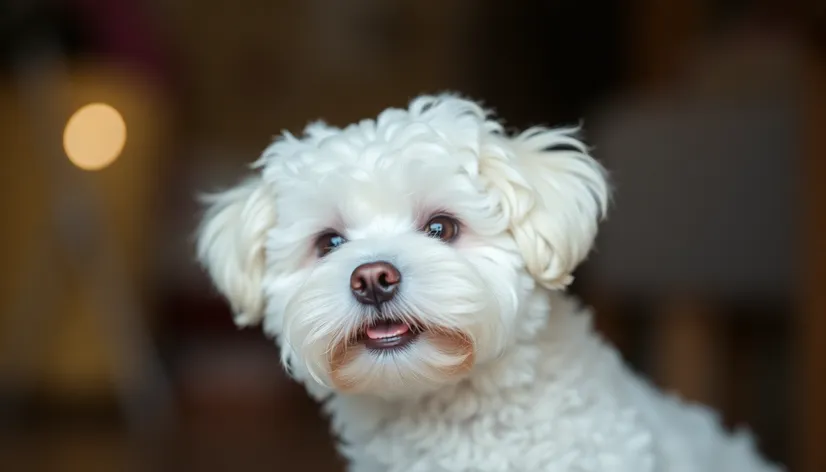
[63,103,127,171]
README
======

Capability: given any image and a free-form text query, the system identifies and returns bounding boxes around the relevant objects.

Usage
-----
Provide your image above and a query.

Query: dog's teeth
[366,322,409,340]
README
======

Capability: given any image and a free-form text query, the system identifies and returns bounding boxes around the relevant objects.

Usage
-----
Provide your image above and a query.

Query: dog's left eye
[423,215,459,242]
[316,232,347,257]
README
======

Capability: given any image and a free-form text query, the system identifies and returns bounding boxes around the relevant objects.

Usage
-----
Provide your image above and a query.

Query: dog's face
[197,95,608,398]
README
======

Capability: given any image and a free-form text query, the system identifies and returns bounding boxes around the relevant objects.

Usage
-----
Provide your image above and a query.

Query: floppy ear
[481,126,610,289]
[196,176,276,327]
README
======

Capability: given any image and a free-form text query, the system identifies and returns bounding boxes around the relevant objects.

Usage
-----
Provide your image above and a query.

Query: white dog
[196,94,781,472]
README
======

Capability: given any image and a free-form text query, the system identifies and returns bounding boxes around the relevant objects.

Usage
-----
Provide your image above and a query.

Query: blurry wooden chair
[583,25,802,448]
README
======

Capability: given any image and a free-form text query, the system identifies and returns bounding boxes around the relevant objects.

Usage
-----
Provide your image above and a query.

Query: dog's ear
[196,176,276,327]
[481,126,610,289]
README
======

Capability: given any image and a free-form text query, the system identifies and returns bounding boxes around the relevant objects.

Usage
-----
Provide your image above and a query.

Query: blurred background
[0,0,824,470]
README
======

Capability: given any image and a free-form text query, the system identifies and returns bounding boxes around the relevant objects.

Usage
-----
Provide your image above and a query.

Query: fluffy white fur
[196,94,782,471]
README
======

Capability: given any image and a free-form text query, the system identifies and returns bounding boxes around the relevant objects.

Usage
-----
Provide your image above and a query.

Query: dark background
[0,0,824,471]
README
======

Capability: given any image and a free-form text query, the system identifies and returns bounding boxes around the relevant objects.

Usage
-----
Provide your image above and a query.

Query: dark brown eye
[316,232,347,257]
[423,215,459,242]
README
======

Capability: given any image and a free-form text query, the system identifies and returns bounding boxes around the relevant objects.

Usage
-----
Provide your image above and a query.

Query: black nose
[350,261,401,305]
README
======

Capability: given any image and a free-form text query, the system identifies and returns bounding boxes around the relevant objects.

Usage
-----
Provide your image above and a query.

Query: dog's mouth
[329,320,475,393]
[356,320,421,351]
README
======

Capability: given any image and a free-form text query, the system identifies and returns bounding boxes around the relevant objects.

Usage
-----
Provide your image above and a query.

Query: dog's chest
[332,384,655,472]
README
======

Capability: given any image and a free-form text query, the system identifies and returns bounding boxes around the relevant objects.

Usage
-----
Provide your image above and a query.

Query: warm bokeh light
[63,102,127,171]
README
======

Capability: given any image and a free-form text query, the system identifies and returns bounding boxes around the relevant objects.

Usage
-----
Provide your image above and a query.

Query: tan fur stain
[329,340,363,392]
[426,329,476,377]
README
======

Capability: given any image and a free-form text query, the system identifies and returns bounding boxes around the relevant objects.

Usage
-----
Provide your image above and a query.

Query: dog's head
[196,94,609,398]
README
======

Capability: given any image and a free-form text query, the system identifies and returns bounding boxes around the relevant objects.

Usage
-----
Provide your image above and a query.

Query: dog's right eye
[316,232,347,257]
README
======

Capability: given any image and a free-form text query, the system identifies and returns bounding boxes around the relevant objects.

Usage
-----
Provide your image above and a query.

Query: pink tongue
[366,322,409,340]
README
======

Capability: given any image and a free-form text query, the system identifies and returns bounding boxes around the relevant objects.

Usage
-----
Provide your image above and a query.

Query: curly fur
[196,93,781,471]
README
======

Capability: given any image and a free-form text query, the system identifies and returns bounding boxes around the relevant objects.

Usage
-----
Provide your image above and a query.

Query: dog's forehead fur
[257,95,498,177]
[253,96,505,233]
